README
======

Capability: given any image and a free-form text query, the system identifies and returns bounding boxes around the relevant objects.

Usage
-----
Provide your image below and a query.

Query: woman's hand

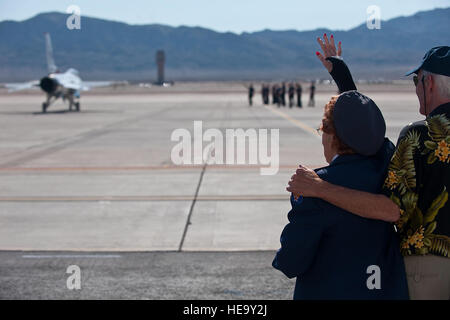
[286,165,324,198]
[315,34,342,73]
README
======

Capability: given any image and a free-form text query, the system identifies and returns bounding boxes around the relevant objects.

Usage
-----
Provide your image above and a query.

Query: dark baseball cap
[405,46,450,76]
[333,91,386,156]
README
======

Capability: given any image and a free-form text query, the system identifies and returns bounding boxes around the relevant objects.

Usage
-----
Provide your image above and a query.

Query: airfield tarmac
[0,82,423,299]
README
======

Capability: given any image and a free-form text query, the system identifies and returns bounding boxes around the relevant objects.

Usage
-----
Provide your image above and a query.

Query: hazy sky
[1,0,449,33]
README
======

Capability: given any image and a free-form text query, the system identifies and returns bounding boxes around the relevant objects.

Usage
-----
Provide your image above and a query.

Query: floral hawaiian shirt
[382,103,450,258]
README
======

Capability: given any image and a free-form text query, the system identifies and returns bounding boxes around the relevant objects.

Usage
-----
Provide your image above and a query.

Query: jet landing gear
[41,93,80,113]
[69,101,80,112]
[67,92,80,112]
[42,94,56,113]
[67,94,80,112]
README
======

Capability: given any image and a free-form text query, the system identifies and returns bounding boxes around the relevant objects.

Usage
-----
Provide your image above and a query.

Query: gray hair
[422,70,450,99]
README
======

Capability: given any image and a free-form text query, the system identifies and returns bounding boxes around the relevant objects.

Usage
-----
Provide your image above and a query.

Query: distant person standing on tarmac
[288,83,295,108]
[248,84,255,106]
[276,85,282,107]
[296,83,303,108]
[272,84,278,105]
[261,84,265,104]
[281,82,287,106]
[308,80,316,106]
[262,84,269,104]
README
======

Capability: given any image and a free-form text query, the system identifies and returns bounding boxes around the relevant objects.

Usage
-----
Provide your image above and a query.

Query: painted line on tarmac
[22,254,122,259]
[0,195,288,202]
[0,165,201,172]
[264,105,321,138]
[0,164,324,172]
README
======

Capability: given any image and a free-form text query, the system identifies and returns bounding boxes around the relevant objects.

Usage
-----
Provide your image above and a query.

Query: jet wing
[81,81,127,91]
[5,80,40,92]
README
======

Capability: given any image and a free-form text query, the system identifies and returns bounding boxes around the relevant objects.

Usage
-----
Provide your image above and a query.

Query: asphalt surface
[0,83,422,299]
[0,251,294,299]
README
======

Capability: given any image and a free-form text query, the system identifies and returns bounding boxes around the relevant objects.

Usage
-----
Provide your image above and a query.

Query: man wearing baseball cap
[288,37,450,299]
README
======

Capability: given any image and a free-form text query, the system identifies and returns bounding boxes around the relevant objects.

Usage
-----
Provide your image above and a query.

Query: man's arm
[286,166,400,223]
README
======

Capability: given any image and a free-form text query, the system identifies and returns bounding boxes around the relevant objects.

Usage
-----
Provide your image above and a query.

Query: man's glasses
[413,75,424,87]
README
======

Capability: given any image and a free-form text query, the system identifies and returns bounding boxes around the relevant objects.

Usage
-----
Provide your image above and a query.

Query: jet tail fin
[44,32,58,74]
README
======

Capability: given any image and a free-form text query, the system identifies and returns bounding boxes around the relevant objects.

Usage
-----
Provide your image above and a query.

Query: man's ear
[425,74,434,94]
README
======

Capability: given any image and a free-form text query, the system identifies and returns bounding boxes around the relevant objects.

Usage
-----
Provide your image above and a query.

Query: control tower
[155,50,165,85]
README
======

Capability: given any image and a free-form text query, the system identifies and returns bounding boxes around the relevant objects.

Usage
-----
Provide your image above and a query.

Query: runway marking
[22,254,122,259]
[264,105,321,138]
[0,195,288,202]
[0,165,202,172]
[0,164,324,172]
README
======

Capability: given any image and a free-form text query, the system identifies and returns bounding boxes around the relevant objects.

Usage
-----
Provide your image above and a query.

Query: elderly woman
[272,37,409,300]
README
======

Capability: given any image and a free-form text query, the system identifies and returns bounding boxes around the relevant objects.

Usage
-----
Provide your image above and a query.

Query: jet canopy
[66,68,79,76]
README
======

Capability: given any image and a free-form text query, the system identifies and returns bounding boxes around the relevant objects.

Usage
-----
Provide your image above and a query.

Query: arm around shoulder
[315,180,400,222]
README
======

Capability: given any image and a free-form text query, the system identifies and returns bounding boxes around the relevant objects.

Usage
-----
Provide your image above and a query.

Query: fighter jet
[6,33,115,113]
